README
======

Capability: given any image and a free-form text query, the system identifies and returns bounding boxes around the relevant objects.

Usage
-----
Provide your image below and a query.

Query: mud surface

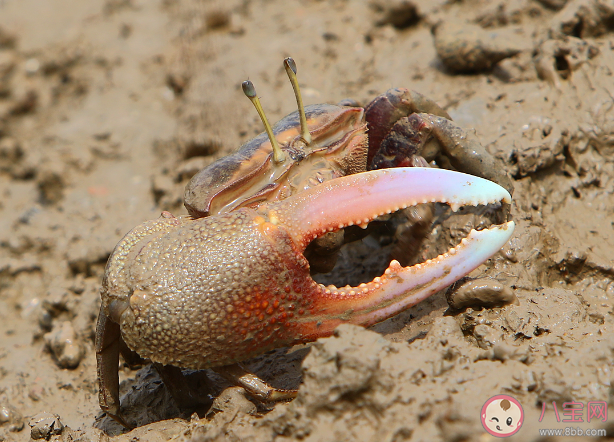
[1,0,614,441]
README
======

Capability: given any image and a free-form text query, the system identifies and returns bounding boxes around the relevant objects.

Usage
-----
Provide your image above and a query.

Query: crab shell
[102,167,513,370]
[184,104,368,218]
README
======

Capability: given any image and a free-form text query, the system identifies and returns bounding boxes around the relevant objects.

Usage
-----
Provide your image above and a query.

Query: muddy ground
[1,0,614,441]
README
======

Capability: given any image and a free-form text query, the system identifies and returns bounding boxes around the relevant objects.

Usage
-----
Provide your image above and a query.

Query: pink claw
[263,167,514,339]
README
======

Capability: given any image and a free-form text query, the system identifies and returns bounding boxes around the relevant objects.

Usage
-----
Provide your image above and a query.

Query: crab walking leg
[265,167,515,339]
[95,310,133,429]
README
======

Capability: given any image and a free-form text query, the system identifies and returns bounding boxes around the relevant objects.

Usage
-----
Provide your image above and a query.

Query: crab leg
[265,167,514,339]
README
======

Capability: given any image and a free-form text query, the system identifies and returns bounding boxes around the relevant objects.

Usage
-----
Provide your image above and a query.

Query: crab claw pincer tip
[266,167,515,335]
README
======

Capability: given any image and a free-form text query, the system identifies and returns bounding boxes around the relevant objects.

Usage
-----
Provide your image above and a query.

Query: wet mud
[1,0,614,441]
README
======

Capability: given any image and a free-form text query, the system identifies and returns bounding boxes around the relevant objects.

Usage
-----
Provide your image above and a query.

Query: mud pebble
[209,387,257,417]
[370,0,420,29]
[473,324,503,349]
[446,278,518,309]
[29,412,63,440]
[205,10,231,31]
[534,37,599,88]
[305,324,390,402]
[37,168,65,204]
[24,57,40,74]
[43,321,84,369]
[0,50,16,77]
[552,0,614,38]
[425,316,464,343]
[0,137,23,172]
[433,22,525,73]
[9,89,37,115]
[536,0,569,10]
[38,309,53,332]
[28,385,45,402]
[476,343,529,362]
[0,403,24,432]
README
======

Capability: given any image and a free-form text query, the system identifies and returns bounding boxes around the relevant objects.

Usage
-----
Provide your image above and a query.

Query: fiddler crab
[96,58,515,428]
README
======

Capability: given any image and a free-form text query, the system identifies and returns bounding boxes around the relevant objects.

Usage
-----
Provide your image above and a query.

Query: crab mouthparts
[266,167,514,333]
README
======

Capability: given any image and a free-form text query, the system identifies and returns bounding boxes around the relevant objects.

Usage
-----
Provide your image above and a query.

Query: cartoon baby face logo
[481,395,524,437]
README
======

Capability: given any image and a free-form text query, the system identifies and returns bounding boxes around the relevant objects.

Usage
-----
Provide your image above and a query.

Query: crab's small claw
[264,167,514,339]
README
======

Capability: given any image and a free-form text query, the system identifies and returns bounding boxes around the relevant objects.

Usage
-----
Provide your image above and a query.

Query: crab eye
[242,80,285,164]
[284,57,312,146]
[507,417,513,426]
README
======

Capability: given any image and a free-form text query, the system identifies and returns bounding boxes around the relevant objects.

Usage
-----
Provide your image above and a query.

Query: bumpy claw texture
[101,168,513,370]
[105,208,314,369]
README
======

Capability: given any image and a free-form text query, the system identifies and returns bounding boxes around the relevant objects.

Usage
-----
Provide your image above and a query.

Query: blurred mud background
[1,0,614,441]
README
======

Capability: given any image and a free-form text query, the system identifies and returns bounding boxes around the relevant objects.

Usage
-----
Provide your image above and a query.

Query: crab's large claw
[106,167,512,375]
[264,167,514,339]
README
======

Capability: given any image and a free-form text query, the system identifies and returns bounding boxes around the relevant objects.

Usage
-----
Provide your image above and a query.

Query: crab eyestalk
[242,80,286,164]
[284,57,312,146]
